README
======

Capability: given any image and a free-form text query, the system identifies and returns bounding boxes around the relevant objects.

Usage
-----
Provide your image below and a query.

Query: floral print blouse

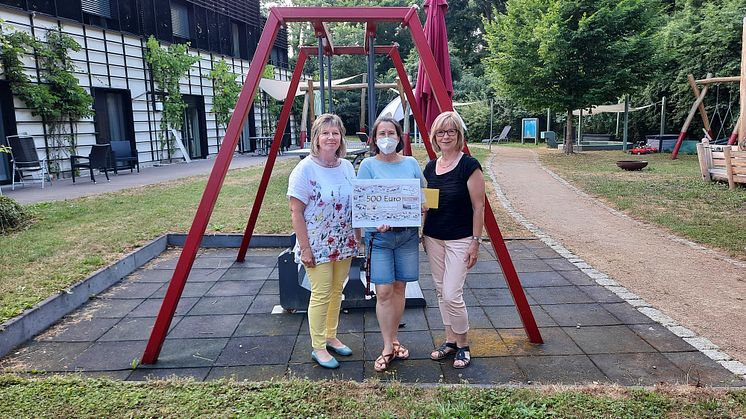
[287,156,358,265]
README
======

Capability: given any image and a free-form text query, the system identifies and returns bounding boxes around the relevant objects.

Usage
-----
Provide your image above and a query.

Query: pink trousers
[423,236,471,334]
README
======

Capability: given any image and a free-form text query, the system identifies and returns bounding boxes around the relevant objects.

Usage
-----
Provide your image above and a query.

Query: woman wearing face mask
[357,116,426,372]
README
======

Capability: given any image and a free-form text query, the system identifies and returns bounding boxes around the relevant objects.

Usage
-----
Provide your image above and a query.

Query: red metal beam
[141,10,282,365]
[364,23,376,52]
[274,7,411,23]
[312,21,334,55]
[237,48,310,262]
[299,45,393,56]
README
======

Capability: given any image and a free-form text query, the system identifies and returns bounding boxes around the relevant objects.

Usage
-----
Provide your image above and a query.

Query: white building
[0,0,294,183]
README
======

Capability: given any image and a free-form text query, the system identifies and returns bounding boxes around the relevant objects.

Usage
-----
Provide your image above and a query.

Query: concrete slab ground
[2,241,744,387]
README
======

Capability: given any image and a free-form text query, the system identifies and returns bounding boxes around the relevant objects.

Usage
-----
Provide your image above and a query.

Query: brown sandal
[393,342,410,360]
[374,351,395,372]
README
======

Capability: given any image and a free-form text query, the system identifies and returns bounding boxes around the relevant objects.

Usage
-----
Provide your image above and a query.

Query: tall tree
[484,0,662,153]
[446,0,505,73]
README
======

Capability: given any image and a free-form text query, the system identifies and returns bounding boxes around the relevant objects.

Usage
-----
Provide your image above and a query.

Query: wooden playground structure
[683,17,746,189]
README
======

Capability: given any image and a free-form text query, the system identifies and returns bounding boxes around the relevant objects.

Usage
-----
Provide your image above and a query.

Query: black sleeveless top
[423,155,482,240]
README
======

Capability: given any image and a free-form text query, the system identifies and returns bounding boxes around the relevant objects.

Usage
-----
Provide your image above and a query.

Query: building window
[232,22,241,57]
[82,0,112,19]
[171,1,191,39]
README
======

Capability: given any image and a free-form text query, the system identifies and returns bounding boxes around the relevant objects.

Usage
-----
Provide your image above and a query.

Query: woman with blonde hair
[422,111,485,369]
[287,113,360,369]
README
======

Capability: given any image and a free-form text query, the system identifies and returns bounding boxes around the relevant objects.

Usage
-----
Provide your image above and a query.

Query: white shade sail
[572,103,655,116]
[258,74,361,101]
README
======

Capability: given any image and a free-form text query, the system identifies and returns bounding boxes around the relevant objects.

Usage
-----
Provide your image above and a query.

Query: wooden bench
[696,143,746,189]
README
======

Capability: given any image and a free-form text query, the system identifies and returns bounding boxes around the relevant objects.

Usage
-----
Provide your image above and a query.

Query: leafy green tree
[446,0,505,74]
[484,0,662,153]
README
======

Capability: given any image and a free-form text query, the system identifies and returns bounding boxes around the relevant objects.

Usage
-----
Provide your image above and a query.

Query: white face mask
[376,137,398,155]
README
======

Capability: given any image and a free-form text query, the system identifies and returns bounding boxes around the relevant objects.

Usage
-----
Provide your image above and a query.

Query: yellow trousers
[305,258,352,350]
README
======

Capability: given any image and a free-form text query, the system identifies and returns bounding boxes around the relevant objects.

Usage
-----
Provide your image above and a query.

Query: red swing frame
[142,6,542,365]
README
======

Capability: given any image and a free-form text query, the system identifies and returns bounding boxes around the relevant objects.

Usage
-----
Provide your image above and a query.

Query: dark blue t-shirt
[423,155,482,240]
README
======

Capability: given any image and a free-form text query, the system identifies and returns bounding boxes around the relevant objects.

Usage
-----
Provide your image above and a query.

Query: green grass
[538,149,746,260]
[0,375,745,417]
[0,160,296,323]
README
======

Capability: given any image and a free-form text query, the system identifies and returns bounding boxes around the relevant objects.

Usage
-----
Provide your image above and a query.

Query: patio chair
[481,125,511,150]
[110,140,139,174]
[70,144,113,183]
[6,134,49,190]
[356,132,370,145]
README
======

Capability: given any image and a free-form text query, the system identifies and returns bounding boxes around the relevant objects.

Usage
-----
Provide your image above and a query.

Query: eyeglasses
[320,130,341,138]
[435,129,458,138]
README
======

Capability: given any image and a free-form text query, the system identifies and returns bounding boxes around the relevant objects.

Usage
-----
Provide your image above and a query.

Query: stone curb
[485,150,746,381]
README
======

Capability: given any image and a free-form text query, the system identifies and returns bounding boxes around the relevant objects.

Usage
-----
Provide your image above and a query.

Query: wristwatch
[471,236,481,243]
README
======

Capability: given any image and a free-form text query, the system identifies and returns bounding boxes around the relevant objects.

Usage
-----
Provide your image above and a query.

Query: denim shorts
[365,227,420,285]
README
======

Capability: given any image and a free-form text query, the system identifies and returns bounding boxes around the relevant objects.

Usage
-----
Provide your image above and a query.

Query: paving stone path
[2,245,743,386]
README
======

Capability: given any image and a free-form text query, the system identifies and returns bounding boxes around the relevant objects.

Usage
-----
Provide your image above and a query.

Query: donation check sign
[352,178,421,228]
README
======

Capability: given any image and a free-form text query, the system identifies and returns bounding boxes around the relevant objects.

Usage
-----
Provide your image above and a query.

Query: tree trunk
[564,109,574,154]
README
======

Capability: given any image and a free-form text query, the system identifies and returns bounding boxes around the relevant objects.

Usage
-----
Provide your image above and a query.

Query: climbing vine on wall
[207,59,241,135]
[0,21,93,173]
[144,36,199,161]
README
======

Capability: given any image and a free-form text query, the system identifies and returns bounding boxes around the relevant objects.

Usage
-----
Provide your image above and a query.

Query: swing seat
[697,143,746,189]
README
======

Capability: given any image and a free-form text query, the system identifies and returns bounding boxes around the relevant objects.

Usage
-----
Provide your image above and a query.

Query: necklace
[312,156,339,168]
[438,153,462,169]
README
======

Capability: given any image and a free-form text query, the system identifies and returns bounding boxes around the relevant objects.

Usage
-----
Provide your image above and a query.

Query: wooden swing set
[681,17,746,189]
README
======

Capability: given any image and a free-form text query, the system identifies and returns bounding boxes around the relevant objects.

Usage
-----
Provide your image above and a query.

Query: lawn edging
[0,233,290,359]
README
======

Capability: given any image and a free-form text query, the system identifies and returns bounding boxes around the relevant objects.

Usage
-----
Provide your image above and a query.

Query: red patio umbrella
[414,0,454,144]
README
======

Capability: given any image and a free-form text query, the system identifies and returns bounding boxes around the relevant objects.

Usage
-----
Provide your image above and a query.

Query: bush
[0,195,31,234]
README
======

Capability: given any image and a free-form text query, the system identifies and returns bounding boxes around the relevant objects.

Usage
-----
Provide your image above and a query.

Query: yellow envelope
[423,188,439,209]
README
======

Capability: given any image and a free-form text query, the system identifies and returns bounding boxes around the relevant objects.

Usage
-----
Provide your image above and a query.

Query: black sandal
[454,346,471,369]
[430,341,458,360]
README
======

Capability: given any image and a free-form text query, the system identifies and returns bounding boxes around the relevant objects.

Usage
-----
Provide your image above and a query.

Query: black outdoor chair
[6,134,49,190]
[110,140,139,174]
[356,132,370,145]
[70,144,113,183]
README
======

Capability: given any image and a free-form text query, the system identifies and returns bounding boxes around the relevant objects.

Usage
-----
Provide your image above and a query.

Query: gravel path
[489,146,746,365]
